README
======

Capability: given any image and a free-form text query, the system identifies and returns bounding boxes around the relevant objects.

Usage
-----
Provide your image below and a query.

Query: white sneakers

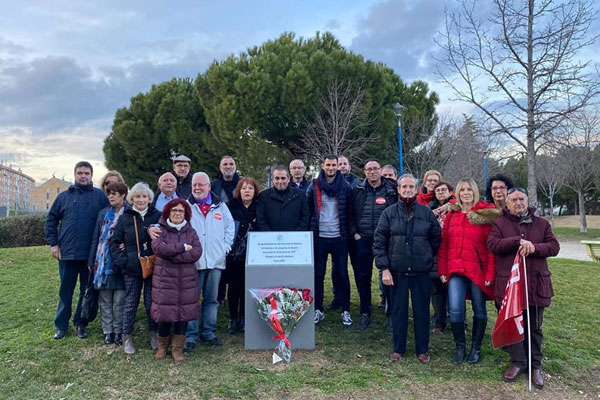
[314,310,325,324]
[341,311,353,327]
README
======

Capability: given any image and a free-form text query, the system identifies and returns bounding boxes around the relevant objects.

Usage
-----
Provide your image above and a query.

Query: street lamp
[394,103,404,175]
[483,150,488,192]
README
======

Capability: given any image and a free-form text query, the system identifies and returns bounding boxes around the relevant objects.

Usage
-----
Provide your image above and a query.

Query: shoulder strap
[132,215,141,256]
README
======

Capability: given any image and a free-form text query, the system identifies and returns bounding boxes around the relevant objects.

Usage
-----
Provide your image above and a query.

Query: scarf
[416,187,435,206]
[317,169,345,198]
[93,206,123,288]
[518,211,532,224]
[167,218,187,231]
[134,206,148,220]
[400,195,417,218]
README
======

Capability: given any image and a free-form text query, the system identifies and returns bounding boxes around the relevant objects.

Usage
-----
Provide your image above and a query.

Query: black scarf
[317,170,345,198]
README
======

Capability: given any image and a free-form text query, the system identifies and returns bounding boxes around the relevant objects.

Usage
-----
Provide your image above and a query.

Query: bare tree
[295,79,378,165]
[557,111,600,233]
[536,152,566,227]
[436,0,600,209]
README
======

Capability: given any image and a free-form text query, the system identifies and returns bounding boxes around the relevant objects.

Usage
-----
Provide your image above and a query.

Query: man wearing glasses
[288,159,310,192]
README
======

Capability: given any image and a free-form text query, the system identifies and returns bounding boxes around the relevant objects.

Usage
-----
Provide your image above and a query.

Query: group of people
[45,155,559,389]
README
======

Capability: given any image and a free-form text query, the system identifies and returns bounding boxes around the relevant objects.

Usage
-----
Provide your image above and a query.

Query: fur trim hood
[449,201,502,225]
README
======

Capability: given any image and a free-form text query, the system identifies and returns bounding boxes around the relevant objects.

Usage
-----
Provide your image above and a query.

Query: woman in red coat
[151,199,202,362]
[438,179,501,365]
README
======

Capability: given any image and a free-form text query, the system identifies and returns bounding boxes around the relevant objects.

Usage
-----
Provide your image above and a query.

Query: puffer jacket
[437,201,502,299]
[109,207,161,276]
[188,192,235,270]
[487,206,560,307]
[306,174,354,240]
[151,217,202,323]
[352,177,398,237]
[45,183,109,260]
[373,198,441,275]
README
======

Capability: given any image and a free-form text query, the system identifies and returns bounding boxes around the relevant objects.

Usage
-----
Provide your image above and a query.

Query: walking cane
[522,255,532,392]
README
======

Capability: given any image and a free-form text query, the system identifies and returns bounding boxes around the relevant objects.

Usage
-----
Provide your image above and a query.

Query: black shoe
[327,300,341,311]
[202,336,223,346]
[53,329,66,340]
[356,314,372,331]
[114,333,122,346]
[76,326,88,339]
[228,319,238,335]
[184,341,196,353]
[104,333,114,345]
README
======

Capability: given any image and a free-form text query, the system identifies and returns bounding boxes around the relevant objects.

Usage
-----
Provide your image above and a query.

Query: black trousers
[431,276,447,329]
[508,306,545,369]
[158,321,188,336]
[227,259,245,320]
[389,273,431,355]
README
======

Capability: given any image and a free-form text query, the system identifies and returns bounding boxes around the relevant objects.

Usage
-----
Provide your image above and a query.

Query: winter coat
[174,171,192,199]
[289,177,310,192]
[109,207,161,276]
[188,192,235,270]
[352,178,398,238]
[87,203,129,290]
[306,177,354,240]
[150,217,202,323]
[225,198,257,279]
[373,198,441,275]
[344,173,361,189]
[437,202,501,299]
[211,172,241,203]
[487,206,560,308]
[416,187,435,206]
[256,187,309,231]
[45,184,109,260]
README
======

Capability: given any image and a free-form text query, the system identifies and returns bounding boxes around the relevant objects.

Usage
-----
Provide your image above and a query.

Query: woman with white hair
[110,182,161,354]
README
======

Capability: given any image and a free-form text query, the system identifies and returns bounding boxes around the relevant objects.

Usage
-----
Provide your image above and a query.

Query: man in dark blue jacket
[45,161,109,340]
[307,154,354,328]
[373,174,441,363]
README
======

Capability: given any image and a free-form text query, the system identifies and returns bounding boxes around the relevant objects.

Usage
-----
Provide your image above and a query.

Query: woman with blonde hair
[99,171,125,192]
[438,179,501,365]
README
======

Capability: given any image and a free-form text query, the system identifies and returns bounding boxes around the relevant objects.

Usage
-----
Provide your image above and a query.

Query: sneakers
[341,311,353,327]
[53,329,66,340]
[356,314,371,331]
[201,336,223,346]
[123,334,136,354]
[314,310,325,324]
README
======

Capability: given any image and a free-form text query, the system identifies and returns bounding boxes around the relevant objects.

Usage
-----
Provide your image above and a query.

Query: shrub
[0,214,47,248]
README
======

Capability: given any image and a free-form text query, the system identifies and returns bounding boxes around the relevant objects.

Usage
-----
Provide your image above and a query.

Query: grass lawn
[551,227,600,241]
[1,247,599,399]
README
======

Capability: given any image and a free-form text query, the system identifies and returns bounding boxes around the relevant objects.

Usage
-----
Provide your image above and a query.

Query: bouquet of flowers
[249,286,313,363]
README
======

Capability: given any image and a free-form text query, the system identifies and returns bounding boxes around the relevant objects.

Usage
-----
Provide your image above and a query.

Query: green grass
[552,227,600,240]
[1,247,599,399]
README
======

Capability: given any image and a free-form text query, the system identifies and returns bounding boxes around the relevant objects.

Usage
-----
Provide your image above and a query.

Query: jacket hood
[449,201,502,225]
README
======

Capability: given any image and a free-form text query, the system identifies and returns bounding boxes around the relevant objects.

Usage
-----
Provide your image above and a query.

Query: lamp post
[483,150,488,191]
[394,103,404,175]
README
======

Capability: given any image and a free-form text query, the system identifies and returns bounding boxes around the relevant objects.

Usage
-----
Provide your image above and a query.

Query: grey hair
[397,173,418,186]
[289,159,305,169]
[127,182,154,203]
[192,172,210,183]
[158,172,176,184]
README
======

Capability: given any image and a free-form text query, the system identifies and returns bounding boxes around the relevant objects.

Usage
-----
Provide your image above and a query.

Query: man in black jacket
[172,155,193,199]
[288,159,310,192]
[352,159,398,331]
[256,166,309,231]
[45,161,109,340]
[373,174,441,363]
[211,155,241,202]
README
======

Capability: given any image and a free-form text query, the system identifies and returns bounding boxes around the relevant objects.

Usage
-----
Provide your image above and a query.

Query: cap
[172,155,191,163]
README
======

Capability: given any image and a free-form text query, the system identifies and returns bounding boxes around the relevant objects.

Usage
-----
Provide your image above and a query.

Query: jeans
[315,237,350,312]
[186,269,221,343]
[54,260,89,330]
[98,289,125,334]
[389,273,431,355]
[447,275,487,323]
[353,236,375,315]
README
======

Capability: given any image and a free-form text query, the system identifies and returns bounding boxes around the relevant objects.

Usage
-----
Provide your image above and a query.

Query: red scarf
[416,187,434,206]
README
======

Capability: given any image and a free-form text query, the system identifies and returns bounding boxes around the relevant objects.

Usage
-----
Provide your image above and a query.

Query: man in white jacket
[184,172,234,350]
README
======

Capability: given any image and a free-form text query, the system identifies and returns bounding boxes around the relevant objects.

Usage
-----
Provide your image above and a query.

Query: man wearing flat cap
[172,155,193,199]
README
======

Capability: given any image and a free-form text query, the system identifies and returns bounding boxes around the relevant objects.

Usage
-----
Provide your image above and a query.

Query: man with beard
[307,154,355,327]
[172,155,193,199]
[337,155,361,189]
[211,156,241,203]
[256,166,309,231]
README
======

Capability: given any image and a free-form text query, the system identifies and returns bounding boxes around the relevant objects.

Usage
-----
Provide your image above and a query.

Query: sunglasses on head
[507,187,527,195]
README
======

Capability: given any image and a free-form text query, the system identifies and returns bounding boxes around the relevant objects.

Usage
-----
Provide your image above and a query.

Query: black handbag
[80,271,99,322]
[228,222,252,262]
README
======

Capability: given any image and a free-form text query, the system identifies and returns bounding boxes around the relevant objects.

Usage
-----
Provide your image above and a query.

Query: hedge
[0,214,47,248]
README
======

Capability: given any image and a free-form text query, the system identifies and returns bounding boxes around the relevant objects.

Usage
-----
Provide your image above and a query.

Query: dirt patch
[550,216,600,229]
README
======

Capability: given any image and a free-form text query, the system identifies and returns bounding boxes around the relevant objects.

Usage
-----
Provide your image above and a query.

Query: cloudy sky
[0,0,537,184]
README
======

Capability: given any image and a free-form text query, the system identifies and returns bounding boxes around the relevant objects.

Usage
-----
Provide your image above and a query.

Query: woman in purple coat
[151,199,202,362]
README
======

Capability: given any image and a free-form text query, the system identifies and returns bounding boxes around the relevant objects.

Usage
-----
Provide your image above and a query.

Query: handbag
[133,216,155,279]
[228,222,252,262]
[80,271,99,322]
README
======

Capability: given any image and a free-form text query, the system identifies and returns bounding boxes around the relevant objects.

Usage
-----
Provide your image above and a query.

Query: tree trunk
[549,196,555,228]
[578,190,587,233]
[526,138,538,211]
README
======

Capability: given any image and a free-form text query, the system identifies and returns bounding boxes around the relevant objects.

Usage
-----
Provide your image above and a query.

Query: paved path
[556,239,593,262]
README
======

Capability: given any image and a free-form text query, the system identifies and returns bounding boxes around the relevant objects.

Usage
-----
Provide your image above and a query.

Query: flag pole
[522,255,532,392]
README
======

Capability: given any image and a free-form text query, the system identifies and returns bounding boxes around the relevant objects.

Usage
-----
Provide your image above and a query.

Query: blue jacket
[306,173,354,241]
[45,184,109,261]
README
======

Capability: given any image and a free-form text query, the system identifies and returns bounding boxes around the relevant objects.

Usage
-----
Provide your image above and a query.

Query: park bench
[580,240,600,263]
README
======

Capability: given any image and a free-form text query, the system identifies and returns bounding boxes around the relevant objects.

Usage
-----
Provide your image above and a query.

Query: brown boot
[154,335,170,360]
[171,335,186,363]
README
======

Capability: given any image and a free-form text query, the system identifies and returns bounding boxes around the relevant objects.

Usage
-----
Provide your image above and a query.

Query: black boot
[451,321,466,365]
[467,317,487,364]
[228,319,238,334]
[238,316,245,333]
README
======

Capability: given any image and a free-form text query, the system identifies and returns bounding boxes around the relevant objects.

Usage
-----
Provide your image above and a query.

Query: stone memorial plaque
[245,231,315,351]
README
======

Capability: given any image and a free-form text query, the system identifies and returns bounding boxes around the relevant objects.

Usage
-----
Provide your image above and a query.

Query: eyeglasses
[170,208,186,214]
[491,185,507,191]
[507,187,527,195]
[365,167,380,173]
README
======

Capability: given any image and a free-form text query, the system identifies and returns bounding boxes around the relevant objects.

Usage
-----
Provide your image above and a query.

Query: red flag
[492,254,525,348]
